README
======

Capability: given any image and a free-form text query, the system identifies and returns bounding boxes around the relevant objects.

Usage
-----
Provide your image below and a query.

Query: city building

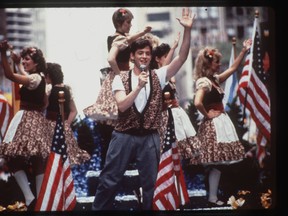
[135,6,269,107]
[0,8,46,98]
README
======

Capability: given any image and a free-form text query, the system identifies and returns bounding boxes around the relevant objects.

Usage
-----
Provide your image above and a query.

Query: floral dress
[160,81,199,160]
[0,73,51,160]
[83,34,131,126]
[187,77,245,165]
[46,85,90,165]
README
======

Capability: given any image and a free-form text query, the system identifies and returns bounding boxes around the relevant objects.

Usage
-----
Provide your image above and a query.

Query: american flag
[35,114,77,211]
[0,92,13,142]
[153,108,190,210]
[237,15,271,167]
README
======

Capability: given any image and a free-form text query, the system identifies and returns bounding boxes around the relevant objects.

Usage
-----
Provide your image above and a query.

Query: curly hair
[112,8,134,29]
[45,62,64,85]
[20,46,46,72]
[193,46,222,80]
[130,38,152,55]
[150,43,171,70]
[141,33,160,49]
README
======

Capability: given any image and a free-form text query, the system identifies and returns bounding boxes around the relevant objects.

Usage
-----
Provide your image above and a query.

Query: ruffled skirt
[46,119,91,165]
[0,109,91,165]
[0,110,51,159]
[83,71,118,126]
[171,107,200,161]
[189,113,245,165]
[159,107,199,160]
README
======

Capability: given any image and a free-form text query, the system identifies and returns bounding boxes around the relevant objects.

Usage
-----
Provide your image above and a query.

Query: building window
[227,27,236,37]
[236,7,244,16]
[237,25,244,39]
[147,12,170,21]
[200,27,207,35]
[198,7,208,19]
[226,7,233,19]
[209,7,219,18]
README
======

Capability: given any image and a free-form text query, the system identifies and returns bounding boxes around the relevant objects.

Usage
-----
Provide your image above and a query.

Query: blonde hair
[142,33,160,49]
[193,46,222,80]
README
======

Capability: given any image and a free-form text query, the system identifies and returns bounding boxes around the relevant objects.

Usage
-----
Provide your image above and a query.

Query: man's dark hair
[130,38,152,54]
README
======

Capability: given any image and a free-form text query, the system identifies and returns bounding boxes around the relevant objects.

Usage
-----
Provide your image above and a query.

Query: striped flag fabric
[153,108,190,210]
[237,14,271,168]
[0,92,13,142]
[35,114,77,211]
[11,82,21,115]
[223,45,238,112]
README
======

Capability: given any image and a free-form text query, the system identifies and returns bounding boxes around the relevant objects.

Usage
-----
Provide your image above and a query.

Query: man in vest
[92,8,195,210]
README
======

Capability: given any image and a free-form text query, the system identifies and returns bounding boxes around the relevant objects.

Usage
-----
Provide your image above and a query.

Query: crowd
[0,7,259,211]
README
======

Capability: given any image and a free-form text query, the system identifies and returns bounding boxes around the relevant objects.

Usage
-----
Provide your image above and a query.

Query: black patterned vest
[115,70,163,132]
[203,78,224,111]
[19,73,46,111]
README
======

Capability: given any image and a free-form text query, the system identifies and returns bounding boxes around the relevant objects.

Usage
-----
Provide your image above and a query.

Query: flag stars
[50,115,68,162]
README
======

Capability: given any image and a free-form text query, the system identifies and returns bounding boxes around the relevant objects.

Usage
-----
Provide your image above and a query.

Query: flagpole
[58,91,65,123]
[0,128,3,142]
[232,37,236,60]
[58,90,65,209]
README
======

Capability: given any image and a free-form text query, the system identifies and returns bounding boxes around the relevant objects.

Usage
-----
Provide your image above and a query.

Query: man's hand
[138,71,149,88]
[176,8,196,29]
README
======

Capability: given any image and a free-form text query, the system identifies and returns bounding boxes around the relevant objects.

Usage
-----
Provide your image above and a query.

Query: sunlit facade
[0,8,46,101]
[134,7,268,107]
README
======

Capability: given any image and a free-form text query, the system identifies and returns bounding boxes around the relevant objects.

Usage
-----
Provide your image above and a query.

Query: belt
[117,128,157,136]
[20,102,43,112]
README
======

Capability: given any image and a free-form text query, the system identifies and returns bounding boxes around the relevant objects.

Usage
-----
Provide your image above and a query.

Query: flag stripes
[153,108,189,210]
[35,114,76,211]
[238,69,270,139]
[237,14,271,166]
[0,93,13,141]
[237,57,271,140]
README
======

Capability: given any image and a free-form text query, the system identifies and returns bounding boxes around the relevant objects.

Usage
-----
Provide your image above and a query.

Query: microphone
[140,64,148,99]
[140,64,146,72]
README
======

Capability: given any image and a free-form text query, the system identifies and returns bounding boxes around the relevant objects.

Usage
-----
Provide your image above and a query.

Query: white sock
[35,174,44,197]
[14,170,35,206]
[208,168,221,202]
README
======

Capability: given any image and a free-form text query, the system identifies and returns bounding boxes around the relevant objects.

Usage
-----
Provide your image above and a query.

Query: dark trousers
[92,130,160,210]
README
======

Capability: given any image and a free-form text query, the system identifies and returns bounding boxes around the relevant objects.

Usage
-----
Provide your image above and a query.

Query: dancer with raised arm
[0,41,49,210]
[190,39,252,206]
[92,8,195,210]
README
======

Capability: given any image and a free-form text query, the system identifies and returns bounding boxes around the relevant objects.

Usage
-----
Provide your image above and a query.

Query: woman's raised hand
[243,38,252,51]
[0,40,13,52]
